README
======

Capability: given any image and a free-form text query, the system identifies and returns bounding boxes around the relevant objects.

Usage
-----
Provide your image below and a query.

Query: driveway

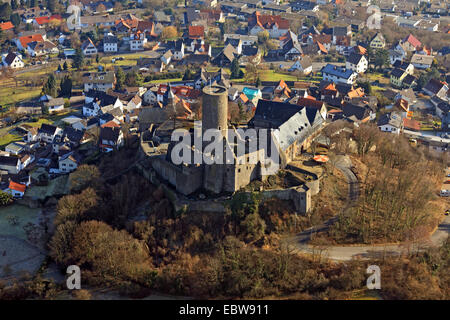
[288,155,450,261]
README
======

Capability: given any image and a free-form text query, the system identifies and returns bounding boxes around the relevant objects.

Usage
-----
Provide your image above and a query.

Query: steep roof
[403,34,421,49]
[9,181,26,193]
[188,25,205,38]
[19,34,44,48]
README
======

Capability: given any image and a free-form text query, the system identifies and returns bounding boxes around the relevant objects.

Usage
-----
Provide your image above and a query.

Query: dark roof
[391,68,406,78]
[99,126,121,142]
[250,99,308,128]
[0,155,20,166]
[63,127,84,144]
[4,52,18,65]
[347,53,365,65]
[38,123,57,135]
[342,103,371,121]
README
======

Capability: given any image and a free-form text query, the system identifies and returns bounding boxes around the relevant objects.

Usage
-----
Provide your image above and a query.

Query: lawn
[259,70,298,82]
[147,78,183,84]
[0,86,41,107]
[26,175,70,200]
[0,205,42,240]
[0,133,22,147]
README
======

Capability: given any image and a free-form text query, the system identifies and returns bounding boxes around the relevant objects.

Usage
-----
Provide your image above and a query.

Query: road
[287,155,450,261]
[290,155,358,244]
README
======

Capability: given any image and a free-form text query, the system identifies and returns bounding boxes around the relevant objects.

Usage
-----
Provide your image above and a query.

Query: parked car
[440,190,450,197]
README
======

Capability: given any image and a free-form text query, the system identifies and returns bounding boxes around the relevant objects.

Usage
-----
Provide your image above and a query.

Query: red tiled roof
[35,14,62,25]
[101,120,120,128]
[9,181,26,193]
[297,97,324,109]
[19,34,44,48]
[0,21,14,31]
[403,118,420,131]
[189,26,205,38]
[249,11,289,30]
[403,34,421,49]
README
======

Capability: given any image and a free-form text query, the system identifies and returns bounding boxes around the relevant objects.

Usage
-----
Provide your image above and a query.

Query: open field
[0,205,42,241]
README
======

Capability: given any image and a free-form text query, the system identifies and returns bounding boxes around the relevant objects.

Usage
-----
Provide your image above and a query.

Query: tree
[42,74,57,97]
[72,47,84,69]
[11,0,18,10]
[256,77,261,88]
[161,26,178,40]
[46,0,57,13]
[59,75,72,97]
[69,164,101,192]
[115,67,125,90]
[0,3,12,21]
[10,13,20,27]
[230,58,242,79]
[63,61,69,70]
[54,188,99,226]
[0,191,13,206]
[373,49,389,71]
[57,64,62,72]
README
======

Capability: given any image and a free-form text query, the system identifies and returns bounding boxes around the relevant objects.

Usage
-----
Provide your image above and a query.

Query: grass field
[25,175,70,200]
[259,70,298,81]
[0,86,42,107]
[0,205,42,241]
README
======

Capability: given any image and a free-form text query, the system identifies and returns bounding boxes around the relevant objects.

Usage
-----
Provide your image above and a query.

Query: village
[0,0,449,301]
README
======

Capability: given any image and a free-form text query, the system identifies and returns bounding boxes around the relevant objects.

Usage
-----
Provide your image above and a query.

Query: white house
[2,52,24,69]
[44,98,65,114]
[346,53,368,74]
[377,112,402,134]
[81,38,98,56]
[289,56,313,74]
[130,31,147,51]
[321,64,358,85]
[58,152,81,173]
[103,35,118,53]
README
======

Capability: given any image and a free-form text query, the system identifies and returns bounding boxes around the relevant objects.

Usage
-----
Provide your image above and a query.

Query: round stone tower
[202,85,228,138]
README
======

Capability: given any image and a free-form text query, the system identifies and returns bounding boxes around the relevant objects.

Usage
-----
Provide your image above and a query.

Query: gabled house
[390,68,409,88]
[248,11,289,38]
[38,124,63,143]
[103,35,118,53]
[99,127,124,152]
[322,64,358,85]
[27,40,59,57]
[370,32,386,49]
[8,181,26,198]
[188,25,205,40]
[58,151,82,173]
[82,72,116,92]
[401,34,422,51]
[423,79,449,99]
[345,53,368,74]
[212,44,237,66]
[2,53,24,69]
[289,55,312,74]
[0,156,21,174]
[377,112,402,134]
[81,37,98,56]
[130,31,147,51]
[166,40,184,60]
[410,54,434,69]
[44,98,65,114]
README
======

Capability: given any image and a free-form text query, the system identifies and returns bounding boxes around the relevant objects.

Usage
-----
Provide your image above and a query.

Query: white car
[440,190,450,197]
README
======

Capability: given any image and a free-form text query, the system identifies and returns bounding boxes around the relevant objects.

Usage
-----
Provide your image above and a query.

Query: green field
[0,86,42,107]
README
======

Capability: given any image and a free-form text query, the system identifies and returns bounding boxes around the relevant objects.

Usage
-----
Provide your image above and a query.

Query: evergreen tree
[230,58,240,79]
[115,67,125,90]
[11,13,20,27]
[57,64,62,72]
[72,47,84,69]
[63,61,69,70]
[11,0,18,10]
[256,77,261,88]
[95,54,100,64]
[59,76,72,97]
[42,74,57,97]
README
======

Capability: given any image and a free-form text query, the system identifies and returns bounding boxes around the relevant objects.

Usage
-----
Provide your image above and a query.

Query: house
[403,118,421,131]
[81,38,98,56]
[410,54,434,69]
[188,26,205,39]
[401,34,422,51]
[27,40,59,57]
[7,181,26,198]
[33,14,62,28]
[5,142,26,155]
[290,1,319,12]
[38,124,63,143]
[0,156,21,174]
[390,68,409,88]
[281,31,303,60]
[346,53,368,74]
[212,44,237,66]
[395,88,417,105]
[248,11,290,39]
[166,40,184,60]
[130,31,147,51]
[377,112,402,134]
[44,98,65,114]
[25,127,39,143]
[2,53,24,69]
[332,26,352,45]
[15,33,44,50]
[103,35,118,53]
[99,127,124,152]
[322,64,358,85]
[83,72,116,92]
[289,55,313,74]
[58,152,82,173]
[423,79,449,99]
[369,32,386,49]
[389,49,406,66]
[161,50,173,66]
[125,95,142,111]
[223,34,258,46]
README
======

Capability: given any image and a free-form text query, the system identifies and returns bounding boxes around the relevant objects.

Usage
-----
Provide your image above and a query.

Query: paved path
[287,155,450,261]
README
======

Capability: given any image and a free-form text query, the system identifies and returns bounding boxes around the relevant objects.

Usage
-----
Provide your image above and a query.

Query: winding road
[288,155,450,261]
